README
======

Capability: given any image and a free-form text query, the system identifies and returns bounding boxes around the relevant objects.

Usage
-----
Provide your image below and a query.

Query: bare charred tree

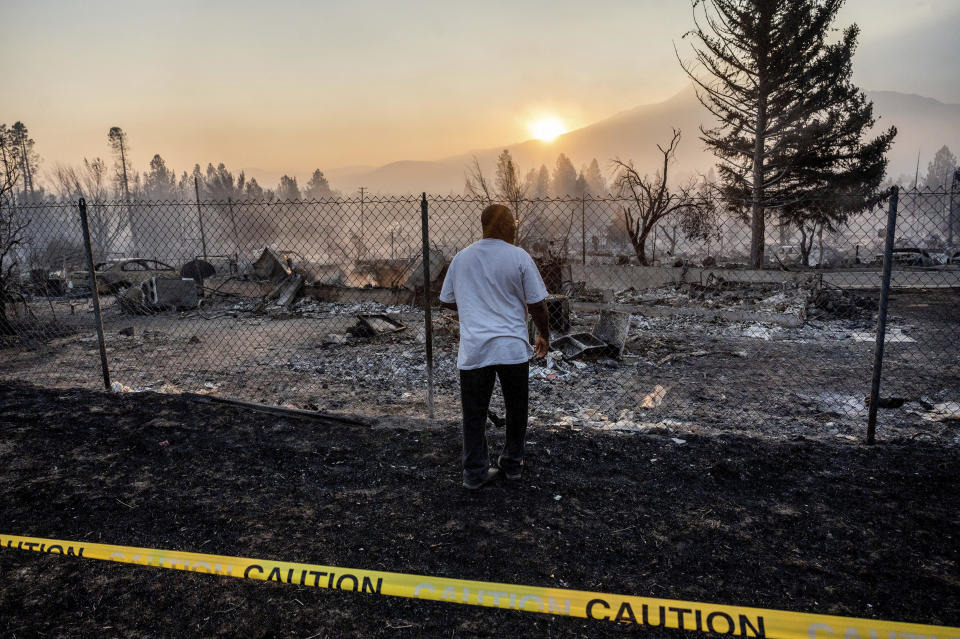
[464,156,494,203]
[0,134,27,333]
[613,130,713,265]
[494,150,533,246]
[464,151,535,247]
[54,159,126,259]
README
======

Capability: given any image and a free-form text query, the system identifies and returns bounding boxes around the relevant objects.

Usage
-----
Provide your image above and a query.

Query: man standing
[439,204,550,490]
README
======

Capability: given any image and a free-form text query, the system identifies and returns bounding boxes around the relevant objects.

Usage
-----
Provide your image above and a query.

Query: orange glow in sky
[530,118,567,142]
[1,0,954,179]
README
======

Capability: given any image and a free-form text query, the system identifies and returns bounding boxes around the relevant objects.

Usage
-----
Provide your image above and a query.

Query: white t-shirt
[439,238,549,370]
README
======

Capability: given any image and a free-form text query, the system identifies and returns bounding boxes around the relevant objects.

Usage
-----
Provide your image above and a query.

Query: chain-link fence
[1,187,957,442]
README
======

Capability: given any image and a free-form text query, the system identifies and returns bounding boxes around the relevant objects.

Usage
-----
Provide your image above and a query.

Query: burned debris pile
[101,246,447,323]
[807,285,878,321]
[208,247,444,318]
[611,275,876,324]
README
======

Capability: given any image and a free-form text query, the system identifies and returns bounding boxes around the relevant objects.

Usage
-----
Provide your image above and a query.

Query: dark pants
[458,362,529,483]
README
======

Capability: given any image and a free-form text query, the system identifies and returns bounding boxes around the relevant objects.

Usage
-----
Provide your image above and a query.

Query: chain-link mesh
[881,189,960,434]
[1,188,956,440]
[1,202,97,387]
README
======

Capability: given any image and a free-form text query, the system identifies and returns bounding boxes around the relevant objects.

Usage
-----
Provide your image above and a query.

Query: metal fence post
[420,192,435,419]
[867,186,899,444]
[949,168,959,247]
[581,195,586,265]
[77,198,112,391]
[227,197,240,260]
[194,177,208,261]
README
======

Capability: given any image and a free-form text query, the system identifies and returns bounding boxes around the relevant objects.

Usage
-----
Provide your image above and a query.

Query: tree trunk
[631,227,650,265]
[19,137,30,202]
[798,225,812,267]
[817,225,824,268]
[750,65,769,268]
[0,277,11,335]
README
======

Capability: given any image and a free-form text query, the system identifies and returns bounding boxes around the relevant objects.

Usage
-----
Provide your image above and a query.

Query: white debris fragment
[110,382,133,393]
[742,324,775,340]
[671,438,687,445]
[849,328,916,343]
[640,385,668,409]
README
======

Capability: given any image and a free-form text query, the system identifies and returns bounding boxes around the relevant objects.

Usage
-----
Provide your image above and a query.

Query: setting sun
[530,117,567,142]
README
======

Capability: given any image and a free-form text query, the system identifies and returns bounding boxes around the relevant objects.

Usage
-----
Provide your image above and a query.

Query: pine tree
[574,171,589,197]
[107,127,132,201]
[277,175,301,201]
[681,0,895,266]
[584,159,607,195]
[0,131,27,332]
[923,146,957,191]
[204,163,242,200]
[534,165,550,199]
[8,122,39,202]
[551,154,578,197]
[144,154,178,199]
[303,169,334,199]
[244,178,264,199]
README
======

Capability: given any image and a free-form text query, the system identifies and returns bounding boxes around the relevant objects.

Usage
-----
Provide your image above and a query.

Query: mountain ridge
[250,88,960,195]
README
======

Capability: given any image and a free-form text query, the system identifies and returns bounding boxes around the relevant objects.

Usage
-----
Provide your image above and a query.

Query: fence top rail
[5,187,954,210]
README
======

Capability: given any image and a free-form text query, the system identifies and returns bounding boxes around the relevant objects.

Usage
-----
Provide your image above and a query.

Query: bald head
[481,204,516,243]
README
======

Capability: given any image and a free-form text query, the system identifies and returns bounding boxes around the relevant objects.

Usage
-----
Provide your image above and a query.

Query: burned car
[69,258,178,293]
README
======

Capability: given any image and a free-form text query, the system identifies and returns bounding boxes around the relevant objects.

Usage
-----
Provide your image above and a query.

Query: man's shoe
[462,467,500,490]
[497,458,522,481]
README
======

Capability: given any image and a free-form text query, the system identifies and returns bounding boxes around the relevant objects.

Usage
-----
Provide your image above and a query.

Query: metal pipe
[194,177,208,261]
[420,193,435,419]
[581,196,586,265]
[77,198,112,391]
[949,168,959,248]
[227,197,240,261]
[867,186,899,444]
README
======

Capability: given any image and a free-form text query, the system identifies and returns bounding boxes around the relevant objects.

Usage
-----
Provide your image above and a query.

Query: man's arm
[527,299,550,359]
[440,301,457,312]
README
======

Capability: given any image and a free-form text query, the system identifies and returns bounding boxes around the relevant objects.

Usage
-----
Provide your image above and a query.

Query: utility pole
[581,195,586,266]
[227,197,240,261]
[913,148,921,190]
[358,186,366,261]
[949,168,959,248]
[194,177,208,261]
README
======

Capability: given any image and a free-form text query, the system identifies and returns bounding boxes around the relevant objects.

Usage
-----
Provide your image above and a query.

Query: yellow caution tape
[2,533,957,639]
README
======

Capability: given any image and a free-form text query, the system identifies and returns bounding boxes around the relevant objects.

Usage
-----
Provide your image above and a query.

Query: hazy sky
[3,0,958,181]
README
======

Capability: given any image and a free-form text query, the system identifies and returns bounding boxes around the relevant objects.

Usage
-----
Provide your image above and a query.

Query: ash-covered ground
[2,280,957,445]
[1,382,958,637]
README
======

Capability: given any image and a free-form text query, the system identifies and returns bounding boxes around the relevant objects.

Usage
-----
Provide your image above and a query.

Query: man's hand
[528,299,550,359]
[534,334,549,359]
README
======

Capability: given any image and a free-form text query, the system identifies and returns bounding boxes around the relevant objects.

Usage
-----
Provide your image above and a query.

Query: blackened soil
[0,382,958,638]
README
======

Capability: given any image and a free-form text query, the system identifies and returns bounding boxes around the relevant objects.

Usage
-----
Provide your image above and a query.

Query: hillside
[327,88,960,194]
